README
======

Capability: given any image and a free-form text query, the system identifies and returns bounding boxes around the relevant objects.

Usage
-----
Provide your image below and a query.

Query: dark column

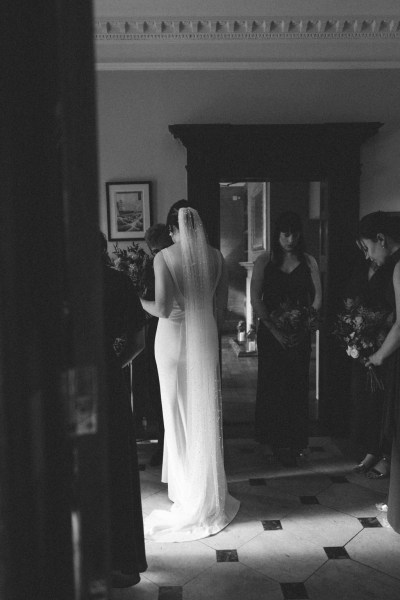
[1,2,109,598]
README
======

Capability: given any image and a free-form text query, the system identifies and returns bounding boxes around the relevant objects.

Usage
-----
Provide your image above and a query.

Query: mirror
[219,180,323,438]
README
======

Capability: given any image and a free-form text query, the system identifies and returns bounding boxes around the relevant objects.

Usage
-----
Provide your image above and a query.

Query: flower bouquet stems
[365,362,384,393]
[333,296,392,394]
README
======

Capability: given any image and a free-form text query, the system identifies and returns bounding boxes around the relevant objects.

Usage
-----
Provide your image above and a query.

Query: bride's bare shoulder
[164,243,179,257]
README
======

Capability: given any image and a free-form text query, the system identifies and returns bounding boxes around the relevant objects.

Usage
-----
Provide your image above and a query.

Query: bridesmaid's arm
[367,261,400,366]
[119,282,146,368]
[306,253,322,311]
[141,252,174,318]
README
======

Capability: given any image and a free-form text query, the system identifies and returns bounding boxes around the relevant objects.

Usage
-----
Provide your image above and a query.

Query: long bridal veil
[180,208,228,528]
[144,207,239,542]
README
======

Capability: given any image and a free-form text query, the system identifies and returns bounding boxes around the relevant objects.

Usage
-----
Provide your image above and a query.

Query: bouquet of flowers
[112,242,155,300]
[332,296,393,392]
[269,300,320,336]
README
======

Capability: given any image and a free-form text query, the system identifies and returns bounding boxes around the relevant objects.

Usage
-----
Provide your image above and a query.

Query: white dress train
[144,243,240,542]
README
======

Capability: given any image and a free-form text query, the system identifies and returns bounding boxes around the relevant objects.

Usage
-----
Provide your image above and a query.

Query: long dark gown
[255,259,314,451]
[103,264,147,574]
[145,316,165,449]
[131,316,164,446]
[345,255,393,458]
[382,249,400,533]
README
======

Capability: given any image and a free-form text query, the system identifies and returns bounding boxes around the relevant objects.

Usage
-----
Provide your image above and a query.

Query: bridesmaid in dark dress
[345,244,393,477]
[360,212,400,533]
[251,212,322,461]
[100,233,148,587]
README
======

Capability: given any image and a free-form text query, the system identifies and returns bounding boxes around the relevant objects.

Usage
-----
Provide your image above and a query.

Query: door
[1,3,110,598]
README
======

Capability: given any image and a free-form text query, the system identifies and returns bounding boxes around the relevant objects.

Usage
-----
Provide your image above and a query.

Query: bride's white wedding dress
[144,209,240,542]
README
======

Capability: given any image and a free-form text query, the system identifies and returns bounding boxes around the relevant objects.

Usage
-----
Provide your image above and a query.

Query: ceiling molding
[96,61,400,71]
[94,16,400,41]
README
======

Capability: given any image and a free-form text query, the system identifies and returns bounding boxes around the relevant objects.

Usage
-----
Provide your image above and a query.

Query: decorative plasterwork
[94,16,400,41]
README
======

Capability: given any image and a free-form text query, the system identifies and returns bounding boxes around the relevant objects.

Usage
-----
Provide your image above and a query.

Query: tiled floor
[113,338,400,599]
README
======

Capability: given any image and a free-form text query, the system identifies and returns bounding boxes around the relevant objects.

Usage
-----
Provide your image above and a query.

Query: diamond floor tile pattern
[133,340,394,599]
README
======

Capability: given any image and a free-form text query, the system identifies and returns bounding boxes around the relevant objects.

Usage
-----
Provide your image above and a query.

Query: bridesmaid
[360,211,400,532]
[251,211,322,462]
[345,242,392,478]
[100,232,147,586]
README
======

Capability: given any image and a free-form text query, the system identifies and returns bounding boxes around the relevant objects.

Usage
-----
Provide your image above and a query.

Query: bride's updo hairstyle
[272,211,307,267]
[166,199,192,233]
[359,211,400,243]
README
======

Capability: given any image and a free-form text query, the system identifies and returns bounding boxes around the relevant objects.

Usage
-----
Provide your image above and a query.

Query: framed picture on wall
[106,181,151,241]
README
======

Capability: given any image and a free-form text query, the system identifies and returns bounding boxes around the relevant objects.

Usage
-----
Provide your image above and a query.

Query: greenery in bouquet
[113,335,127,357]
[333,296,393,391]
[269,300,320,335]
[112,242,155,300]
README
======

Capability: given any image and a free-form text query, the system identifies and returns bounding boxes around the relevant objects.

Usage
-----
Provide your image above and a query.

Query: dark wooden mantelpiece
[169,122,381,242]
[169,122,383,434]
[169,122,381,149]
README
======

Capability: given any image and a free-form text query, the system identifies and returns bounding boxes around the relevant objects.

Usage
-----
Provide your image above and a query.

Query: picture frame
[106,181,151,241]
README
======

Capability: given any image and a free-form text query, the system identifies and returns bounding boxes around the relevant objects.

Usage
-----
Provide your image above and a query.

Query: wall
[96,69,400,254]
[360,127,400,216]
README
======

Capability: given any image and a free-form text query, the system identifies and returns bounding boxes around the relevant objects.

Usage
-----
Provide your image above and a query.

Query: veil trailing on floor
[178,207,228,528]
[144,207,239,542]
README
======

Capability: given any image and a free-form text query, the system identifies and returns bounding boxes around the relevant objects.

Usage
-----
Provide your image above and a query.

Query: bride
[140,203,240,542]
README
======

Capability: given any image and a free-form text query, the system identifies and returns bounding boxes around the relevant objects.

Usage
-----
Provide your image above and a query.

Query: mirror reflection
[219,180,323,439]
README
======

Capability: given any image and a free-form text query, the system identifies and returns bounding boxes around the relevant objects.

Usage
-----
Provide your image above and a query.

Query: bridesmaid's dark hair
[359,211,400,243]
[271,211,307,267]
[166,199,192,232]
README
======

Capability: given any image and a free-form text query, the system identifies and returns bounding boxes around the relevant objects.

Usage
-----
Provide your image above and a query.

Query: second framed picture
[106,181,151,241]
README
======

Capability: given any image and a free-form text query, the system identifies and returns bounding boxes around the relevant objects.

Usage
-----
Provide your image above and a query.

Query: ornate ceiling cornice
[95,16,400,41]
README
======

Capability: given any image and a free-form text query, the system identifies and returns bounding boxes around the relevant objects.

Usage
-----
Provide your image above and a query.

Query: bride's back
[164,242,221,301]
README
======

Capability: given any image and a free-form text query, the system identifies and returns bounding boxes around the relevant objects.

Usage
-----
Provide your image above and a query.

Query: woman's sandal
[352,454,377,474]
[366,457,390,479]
[353,462,369,474]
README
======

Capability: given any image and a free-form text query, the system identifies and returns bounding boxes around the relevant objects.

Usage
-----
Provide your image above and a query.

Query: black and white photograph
[4,1,400,599]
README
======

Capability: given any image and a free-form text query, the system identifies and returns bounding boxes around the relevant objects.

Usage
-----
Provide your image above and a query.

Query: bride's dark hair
[166,199,192,231]
[271,211,307,267]
[359,211,400,243]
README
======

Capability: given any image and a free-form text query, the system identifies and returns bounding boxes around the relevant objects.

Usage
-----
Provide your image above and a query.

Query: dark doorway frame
[169,122,382,434]
[1,2,110,597]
